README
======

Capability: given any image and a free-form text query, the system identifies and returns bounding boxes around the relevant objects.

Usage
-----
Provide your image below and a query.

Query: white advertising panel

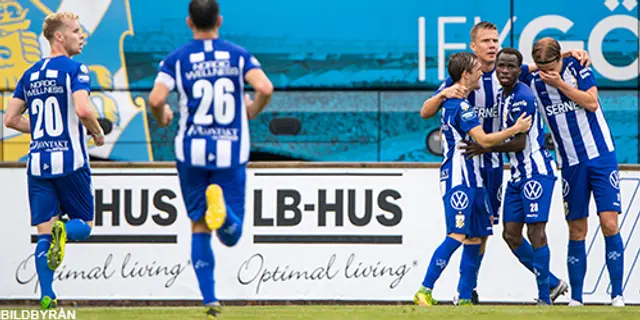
[0,165,638,304]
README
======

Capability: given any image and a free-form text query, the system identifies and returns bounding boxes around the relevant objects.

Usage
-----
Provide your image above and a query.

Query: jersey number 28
[193,78,235,125]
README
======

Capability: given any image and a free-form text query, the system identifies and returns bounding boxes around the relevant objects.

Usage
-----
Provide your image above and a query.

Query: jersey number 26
[193,78,235,125]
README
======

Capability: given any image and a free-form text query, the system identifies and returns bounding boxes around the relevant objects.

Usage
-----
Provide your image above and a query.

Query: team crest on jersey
[455,212,465,229]
[460,101,470,111]
[0,0,153,161]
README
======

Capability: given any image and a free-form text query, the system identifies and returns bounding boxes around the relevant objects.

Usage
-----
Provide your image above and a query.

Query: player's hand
[539,71,563,88]
[514,113,532,133]
[441,84,467,99]
[244,94,258,119]
[161,104,174,127]
[92,132,105,146]
[562,49,591,67]
[244,93,254,108]
[459,140,487,159]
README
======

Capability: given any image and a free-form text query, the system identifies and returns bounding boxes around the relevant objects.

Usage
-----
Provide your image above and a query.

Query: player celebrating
[462,48,558,305]
[4,12,104,309]
[147,0,273,318]
[527,37,624,307]
[420,21,583,302]
[415,52,531,306]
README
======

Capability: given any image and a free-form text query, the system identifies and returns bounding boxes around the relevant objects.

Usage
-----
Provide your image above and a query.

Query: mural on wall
[0,0,638,163]
[0,0,153,162]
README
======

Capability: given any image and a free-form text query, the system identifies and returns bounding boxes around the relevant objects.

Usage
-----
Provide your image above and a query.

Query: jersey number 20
[193,78,235,125]
[31,97,63,139]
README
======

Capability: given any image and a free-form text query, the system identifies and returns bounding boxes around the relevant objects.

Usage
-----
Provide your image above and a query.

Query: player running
[415,52,531,307]
[147,0,274,318]
[527,37,625,307]
[4,12,104,309]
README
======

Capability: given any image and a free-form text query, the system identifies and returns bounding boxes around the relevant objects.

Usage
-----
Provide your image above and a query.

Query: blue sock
[533,245,551,304]
[191,233,216,305]
[458,252,484,293]
[549,271,561,289]
[513,239,561,289]
[65,219,91,241]
[35,235,55,300]
[422,237,462,289]
[216,206,243,247]
[459,244,481,300]
[568,240,587,303]
[605,233,624,298]
[474,252,484,290]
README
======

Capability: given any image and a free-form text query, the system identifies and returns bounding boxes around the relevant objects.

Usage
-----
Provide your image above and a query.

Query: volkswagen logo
[523,180,543,201]
[610,171,620,190]
[562,178,570,197]
[450,191,469,211]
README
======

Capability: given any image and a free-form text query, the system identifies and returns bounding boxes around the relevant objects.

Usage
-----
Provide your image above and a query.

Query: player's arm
[488,133,527,152]
[73,90,104,145]
[554,83,598,112]
[244,68,274,119]
[461,133,526,158]
[539,67,599,112]
[4,98,30,133]
[72,64,104,145]
[5,76,30,133]
[420,79,465,119]
[148,56,177,127]
[468,114,531,148]
[148,82,173,127]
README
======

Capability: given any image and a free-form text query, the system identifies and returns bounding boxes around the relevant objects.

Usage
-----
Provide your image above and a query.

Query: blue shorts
[28,167,94,226]
[481,166,503,223]
[176,162,247,222]
[503,174,556,224]
[443,186,494,238]
[562,152,621,221]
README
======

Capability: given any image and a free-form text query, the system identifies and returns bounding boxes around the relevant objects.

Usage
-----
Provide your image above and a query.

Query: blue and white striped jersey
[527,57,615,168]
[156,38,261,170]
[499,82,555,181]
[13,56,91,178]
[440,98,483,191]
[436,65,530,170]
